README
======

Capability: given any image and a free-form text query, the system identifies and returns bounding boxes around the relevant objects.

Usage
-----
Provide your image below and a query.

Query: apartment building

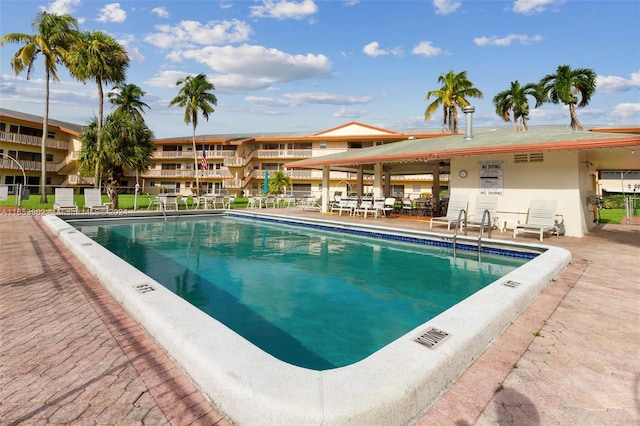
[0,108,448,198]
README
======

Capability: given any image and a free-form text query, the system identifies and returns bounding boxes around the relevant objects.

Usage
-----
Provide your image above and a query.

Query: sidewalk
[1,213,639,425]
[0,215,230,425]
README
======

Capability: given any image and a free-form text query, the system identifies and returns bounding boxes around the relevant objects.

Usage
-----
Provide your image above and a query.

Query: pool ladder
[452,209,493,261]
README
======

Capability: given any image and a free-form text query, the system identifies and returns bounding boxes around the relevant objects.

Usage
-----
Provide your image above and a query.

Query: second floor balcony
[0,131,69,150]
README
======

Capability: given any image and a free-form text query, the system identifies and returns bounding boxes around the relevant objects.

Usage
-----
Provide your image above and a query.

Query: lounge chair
[84,188,110,212]
[429,194,469,230]
[301,196,322,211]
[354,196,375,217]
[53,188,78,214]
[464,196,498,232]
[514,200,559,241]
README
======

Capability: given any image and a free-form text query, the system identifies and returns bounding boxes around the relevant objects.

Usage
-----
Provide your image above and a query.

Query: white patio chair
[53,188,78,214]
[429,194,469,230]
[514,200,559,241]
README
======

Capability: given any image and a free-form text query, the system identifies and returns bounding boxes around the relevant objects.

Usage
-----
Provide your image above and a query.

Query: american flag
[201,148,207,170]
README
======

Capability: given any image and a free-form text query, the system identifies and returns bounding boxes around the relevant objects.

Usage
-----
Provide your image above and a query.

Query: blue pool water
[76,216,527,370]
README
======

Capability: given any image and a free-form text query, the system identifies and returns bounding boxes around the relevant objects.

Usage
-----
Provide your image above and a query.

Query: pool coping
[43,212,571,425]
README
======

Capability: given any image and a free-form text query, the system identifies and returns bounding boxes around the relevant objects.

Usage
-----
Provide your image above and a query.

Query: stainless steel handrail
[452,208,467,258]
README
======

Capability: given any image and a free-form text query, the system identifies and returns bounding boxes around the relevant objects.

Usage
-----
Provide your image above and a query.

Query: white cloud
[39,0,80,15]
[363,42,386,57]
[246,92,373,107]
[151,7,169,19]
[474,34,543,47]
[250,0,318,20]
[433,0,461,15]
[145,20,252,49]
[596,71,640,93]
[612,103,640,118]
[145,70,192,88]
[97,3,127,23]
[118,35,145,62]
[333,108,368,118]
[412,41,443,57]
[176,44,332,85]
[512,0,564,15]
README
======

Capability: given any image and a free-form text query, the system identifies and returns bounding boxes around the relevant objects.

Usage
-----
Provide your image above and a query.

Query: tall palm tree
[69,30,129,187]
[493,80,544,131]
[539,64,597,131]
[109,83,150,122]
[425,70,483,134]
[78,113,154,209]
[1,11,79,202]
[169,73,217,191]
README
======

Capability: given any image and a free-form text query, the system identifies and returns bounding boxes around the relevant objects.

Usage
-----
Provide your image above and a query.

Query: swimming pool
[74,215,527,370]
[44,211,571,425]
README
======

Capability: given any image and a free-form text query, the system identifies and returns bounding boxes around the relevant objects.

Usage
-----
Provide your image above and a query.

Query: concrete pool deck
[1,211,639,425]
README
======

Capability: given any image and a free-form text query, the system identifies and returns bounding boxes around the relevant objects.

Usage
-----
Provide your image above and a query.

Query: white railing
[0,131,69,150]
[67,175,95,185]
[223,179,243,189]
[223,149,256,167]
[135,169,232,178]
[0,159,57,172]
[255,149,313,158]
[55,152,80,171]
[152,150,237,159]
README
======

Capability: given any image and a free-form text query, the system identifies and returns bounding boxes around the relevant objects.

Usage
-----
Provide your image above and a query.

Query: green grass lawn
[1,194,633,224]
[596,208,628,224]
[0,194,250,210]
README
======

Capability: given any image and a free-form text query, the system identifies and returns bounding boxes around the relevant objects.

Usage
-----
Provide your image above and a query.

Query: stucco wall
[451,151,588,238]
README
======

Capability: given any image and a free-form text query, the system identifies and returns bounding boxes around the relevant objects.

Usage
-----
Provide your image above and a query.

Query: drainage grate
[503,280,522,288]
[415,327,450,349]
[134,283,155,294]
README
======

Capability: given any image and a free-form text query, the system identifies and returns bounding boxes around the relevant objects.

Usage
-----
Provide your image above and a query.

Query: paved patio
[1,211,638,425]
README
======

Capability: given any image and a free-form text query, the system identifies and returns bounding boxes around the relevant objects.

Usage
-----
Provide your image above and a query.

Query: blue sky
[1,0,639,138]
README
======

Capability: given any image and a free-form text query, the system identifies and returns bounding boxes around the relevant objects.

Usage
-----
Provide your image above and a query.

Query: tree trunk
[40,70,50,203]
[192,124,199,192]
[94,78,104,188]
[569,103,583,131]
[105,166,121,209]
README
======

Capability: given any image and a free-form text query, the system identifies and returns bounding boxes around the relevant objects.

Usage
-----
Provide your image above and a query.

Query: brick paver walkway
[0,215,230,425]
[1,213,639,425]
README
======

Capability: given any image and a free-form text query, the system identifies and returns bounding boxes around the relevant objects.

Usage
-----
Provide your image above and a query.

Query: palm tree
[1,11,79,202]
[78,113,154,209]
[425,70,484,134]
[109,83,150,122]
[69,30,129,187]
[493,81,544,131]
[169,73,217,191]
[268,170,292,194]
[539,64,597,131]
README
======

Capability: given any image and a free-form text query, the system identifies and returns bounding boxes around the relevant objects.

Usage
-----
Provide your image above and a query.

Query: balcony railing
[67,175,95,185]
[134,169,232,179]
[0,131,69,150]
[0,159,57,172]
[255,149,313,158]
[152,150,236,159]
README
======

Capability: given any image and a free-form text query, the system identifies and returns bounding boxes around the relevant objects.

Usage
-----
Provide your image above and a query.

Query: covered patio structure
[286,125,640,238]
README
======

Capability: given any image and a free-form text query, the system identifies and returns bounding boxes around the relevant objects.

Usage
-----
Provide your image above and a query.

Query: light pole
[628,184,639,216]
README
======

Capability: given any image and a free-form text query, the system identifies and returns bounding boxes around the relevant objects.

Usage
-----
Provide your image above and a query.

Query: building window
[319,143,327,149]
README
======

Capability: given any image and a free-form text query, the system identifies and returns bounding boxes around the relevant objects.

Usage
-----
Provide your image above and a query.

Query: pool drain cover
[134,283,155,294]
[415,327,450,349]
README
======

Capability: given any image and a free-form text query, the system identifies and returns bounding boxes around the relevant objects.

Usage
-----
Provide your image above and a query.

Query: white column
[373,163,383,198]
